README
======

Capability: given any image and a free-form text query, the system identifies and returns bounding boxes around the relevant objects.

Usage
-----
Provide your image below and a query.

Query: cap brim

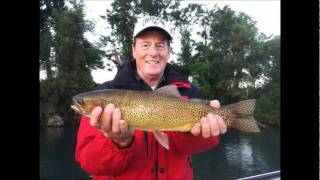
[134,26,172,40]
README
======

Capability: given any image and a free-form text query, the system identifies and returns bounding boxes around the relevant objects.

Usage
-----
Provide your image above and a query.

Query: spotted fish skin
[71,87,260,133]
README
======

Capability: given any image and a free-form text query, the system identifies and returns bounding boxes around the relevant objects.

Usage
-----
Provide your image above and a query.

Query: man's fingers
[208,114,220,136]
[200,117,211,138]
[119,120,129,134]
[119,120,134,141]
[100,104,114,132]
[191,123,201,136]
[90,106,103,127]
[210,100,220,109]
[112,107,121,134]
[129,128,135,134]
[216,115,227,134]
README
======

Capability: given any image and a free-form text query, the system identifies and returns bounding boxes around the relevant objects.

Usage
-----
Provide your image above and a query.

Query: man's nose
[148,46,159,56]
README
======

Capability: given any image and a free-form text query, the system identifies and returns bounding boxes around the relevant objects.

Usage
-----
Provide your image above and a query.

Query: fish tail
[228,99,260,133]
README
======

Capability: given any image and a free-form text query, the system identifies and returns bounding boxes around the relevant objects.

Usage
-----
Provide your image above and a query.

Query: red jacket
[75,61,220,179]
[75,116,219,180]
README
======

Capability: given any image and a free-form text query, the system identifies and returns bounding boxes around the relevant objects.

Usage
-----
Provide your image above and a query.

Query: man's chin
[145,71,162,78]
[145,66,162,73]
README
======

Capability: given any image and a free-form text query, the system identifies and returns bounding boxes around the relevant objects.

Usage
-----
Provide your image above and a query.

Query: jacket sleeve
[168,132,219,154]
[75,116,136,176]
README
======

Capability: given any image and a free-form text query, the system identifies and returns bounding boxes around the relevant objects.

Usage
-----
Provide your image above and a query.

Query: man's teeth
[146,60,160,64]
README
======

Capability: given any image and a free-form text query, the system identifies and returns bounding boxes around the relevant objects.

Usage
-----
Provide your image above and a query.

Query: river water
[40,126,280,180]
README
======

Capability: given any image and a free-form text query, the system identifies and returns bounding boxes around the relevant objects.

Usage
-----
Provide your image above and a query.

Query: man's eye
[157,44,165,49]
[142,44,149,48]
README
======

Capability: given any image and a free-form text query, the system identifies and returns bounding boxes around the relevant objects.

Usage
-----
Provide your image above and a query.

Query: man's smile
[145,60,160,64]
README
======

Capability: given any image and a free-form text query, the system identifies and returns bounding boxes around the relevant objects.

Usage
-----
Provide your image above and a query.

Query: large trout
[71,85,260,149]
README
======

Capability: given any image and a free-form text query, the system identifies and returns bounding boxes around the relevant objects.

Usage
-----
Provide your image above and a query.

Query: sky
[40,0,280,83]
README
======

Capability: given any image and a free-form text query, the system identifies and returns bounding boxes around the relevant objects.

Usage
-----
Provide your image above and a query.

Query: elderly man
[75,16,227,180]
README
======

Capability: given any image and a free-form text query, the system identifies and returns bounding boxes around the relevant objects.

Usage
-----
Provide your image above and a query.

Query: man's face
[133,30,170,80]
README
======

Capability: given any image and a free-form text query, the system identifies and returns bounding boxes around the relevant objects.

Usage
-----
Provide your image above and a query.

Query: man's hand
[89,104,134,148]
[191,100,227,137]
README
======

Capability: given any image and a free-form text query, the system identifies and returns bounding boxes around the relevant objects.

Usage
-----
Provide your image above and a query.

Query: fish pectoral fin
[153,131,169,150]
[155,85,181,97]
[84,114,91,118]
[190,98,210,105]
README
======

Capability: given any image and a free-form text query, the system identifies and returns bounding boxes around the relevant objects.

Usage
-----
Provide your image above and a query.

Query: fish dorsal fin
[190,98,203,102]
[156,85,181,97]
[190,98,209,104]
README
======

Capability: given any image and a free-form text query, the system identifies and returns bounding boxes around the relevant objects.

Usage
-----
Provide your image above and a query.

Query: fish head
[70,89,125,117]
[71,93,96,117]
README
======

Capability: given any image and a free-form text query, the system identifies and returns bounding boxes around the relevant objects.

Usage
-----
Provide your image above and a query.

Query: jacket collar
[113,60,189,86]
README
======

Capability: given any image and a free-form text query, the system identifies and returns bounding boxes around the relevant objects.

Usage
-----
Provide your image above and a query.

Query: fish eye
[77,98,85,105]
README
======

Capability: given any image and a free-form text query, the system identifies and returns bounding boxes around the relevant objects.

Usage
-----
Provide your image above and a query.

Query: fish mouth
[71,104,90,117]
[71,101,91,117]
[71,105,80,112]
[71,96,80,113]
[145,60,160,64]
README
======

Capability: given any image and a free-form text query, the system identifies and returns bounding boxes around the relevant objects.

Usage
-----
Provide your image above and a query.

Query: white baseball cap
[133,16,172,41]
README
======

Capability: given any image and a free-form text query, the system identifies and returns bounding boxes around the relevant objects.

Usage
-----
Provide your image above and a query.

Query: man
[75,16,227,180]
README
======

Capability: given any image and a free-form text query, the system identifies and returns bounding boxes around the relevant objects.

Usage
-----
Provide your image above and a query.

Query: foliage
[171,5,280,125]
[254,37,280,126]
[40,0,66,79]
[174,6,260,102]
[40,0,104,125]
[100,0,180,69]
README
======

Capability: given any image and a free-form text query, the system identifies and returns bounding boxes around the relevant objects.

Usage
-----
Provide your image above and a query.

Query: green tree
[254,36,280,126]
[173,5,280,125]
[100,0,180,69]
[176,6,268,104]
[40,0,66,79]
[40,0,104,125]
[170,4,205,74]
